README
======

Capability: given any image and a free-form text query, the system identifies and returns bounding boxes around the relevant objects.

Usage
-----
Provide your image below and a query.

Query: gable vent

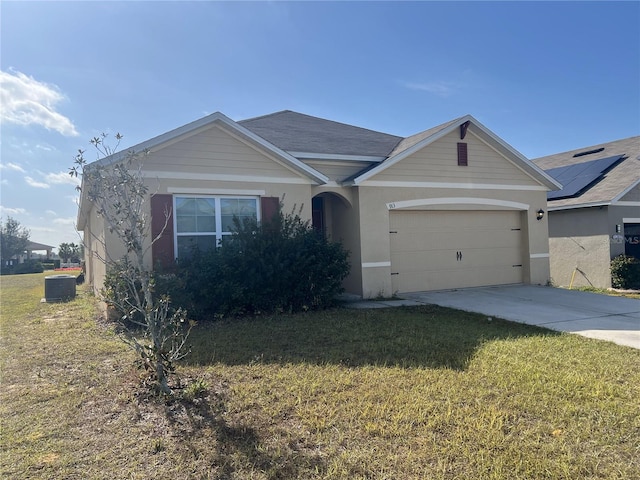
[457,142,468,166]
[573,147,604,158]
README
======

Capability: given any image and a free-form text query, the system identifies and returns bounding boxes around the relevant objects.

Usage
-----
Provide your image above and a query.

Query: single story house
[533,136,640,288]
[78,111,560,298]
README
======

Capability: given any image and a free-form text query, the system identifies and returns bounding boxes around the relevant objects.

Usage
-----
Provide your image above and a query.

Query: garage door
[390,210,524,293]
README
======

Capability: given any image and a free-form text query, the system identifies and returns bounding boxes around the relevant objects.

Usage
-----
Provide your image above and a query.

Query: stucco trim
[530,253,550,258]
[167,187,266,196]
[364,180,546,191]
[362,261,392,268]
[141,170,311,185]
[386,197,530,211]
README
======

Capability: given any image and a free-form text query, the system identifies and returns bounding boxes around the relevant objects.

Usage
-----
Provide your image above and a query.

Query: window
[174,195,258,258]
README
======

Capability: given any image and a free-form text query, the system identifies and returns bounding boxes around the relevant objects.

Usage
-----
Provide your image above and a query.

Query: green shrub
[166,206,350,319]
[13,260,44,274]
[610,255,640,289]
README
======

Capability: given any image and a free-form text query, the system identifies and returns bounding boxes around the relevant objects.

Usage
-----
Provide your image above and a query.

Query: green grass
[2,273,639,479]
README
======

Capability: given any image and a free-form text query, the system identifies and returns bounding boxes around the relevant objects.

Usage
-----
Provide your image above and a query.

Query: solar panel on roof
[546,154,624,200]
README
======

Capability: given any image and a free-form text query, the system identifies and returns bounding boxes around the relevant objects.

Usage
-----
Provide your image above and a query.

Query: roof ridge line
[241,110,403,139]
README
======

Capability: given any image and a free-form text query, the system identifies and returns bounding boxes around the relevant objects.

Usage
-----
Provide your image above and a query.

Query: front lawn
[1,273,639,479]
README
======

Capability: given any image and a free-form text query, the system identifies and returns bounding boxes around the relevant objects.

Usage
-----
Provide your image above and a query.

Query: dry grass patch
[1,272,639,479]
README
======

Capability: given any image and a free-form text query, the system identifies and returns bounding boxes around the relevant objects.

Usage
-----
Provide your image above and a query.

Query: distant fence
[60,262,81,268]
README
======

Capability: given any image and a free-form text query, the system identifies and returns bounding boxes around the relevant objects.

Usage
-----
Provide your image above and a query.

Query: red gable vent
[457,142,468,166]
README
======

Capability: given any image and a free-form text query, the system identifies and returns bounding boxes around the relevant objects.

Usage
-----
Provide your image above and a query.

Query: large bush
[12,260,44,275]
[610,255,640,289]
[166,206,350,318]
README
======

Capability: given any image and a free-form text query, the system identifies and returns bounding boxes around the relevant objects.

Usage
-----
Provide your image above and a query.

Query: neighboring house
[77,111,560,298]
[533,136,640,288]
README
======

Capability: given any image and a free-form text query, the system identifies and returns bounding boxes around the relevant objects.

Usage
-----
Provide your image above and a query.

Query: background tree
[70,133,192,395]
[0,217,30,265]
[58,242,82,263]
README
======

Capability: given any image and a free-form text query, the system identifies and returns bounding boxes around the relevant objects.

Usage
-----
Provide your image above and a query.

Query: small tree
[0,217,30,266]
[58,242,80,263]
[70,133,191,395]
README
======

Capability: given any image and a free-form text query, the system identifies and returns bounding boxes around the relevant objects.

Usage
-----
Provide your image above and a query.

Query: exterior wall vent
[457,142,468,166]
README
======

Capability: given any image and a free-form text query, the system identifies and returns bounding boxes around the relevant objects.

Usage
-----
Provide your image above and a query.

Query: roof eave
[547,201,611,212]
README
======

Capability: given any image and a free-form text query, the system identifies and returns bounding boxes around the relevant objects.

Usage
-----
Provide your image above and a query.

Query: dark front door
[312,197,325,236]
[624,223,640,259]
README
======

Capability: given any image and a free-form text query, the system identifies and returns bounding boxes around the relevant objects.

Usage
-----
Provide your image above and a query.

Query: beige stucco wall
[547,204,640,289]
[346,129,551,298]
[303,160,373,182]
[81,122,555,299]
[82,124,317,292]
[374,130,541,187]
[353,186,551,298]
[547,207,611,288]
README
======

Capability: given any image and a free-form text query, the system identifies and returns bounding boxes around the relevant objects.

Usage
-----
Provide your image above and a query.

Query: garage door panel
[390,210,524,293]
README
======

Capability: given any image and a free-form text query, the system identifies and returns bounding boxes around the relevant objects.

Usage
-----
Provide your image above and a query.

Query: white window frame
[173,194,260,258]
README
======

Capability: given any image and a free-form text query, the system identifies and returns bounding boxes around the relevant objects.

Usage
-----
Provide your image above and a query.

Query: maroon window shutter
[151,194,174,269]
[260,197,280,224]
[457,142,468,166]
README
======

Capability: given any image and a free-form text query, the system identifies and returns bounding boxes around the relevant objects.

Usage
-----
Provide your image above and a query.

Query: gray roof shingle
[532,136,640,207]
[239,110,403,157]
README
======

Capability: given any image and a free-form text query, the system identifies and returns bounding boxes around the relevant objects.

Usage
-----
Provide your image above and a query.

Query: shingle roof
[239,110,403,157]
[388,116,465,157]
[532,136,640,207]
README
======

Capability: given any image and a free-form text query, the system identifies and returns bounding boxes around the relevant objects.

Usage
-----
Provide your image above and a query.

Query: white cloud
[25,176,50,189]
[0,205,28,216]
[45,171,81,186]
[0,69,79,136]
[401,80,461,98]
[53,217,76,226]
[45,209,57,216]
[0,162,26,173]
[36,143,56,152]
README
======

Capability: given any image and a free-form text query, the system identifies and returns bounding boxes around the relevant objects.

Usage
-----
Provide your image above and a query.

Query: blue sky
[1,1,639,250]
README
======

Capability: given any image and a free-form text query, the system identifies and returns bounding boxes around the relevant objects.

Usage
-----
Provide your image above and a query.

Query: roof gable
[92,112,329,185]
[351,115,560,190]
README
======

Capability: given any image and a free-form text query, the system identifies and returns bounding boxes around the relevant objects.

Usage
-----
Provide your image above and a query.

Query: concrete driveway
[401,285,640,349]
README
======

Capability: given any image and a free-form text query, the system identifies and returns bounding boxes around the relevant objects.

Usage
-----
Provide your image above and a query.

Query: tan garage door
[390,210,524,293]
